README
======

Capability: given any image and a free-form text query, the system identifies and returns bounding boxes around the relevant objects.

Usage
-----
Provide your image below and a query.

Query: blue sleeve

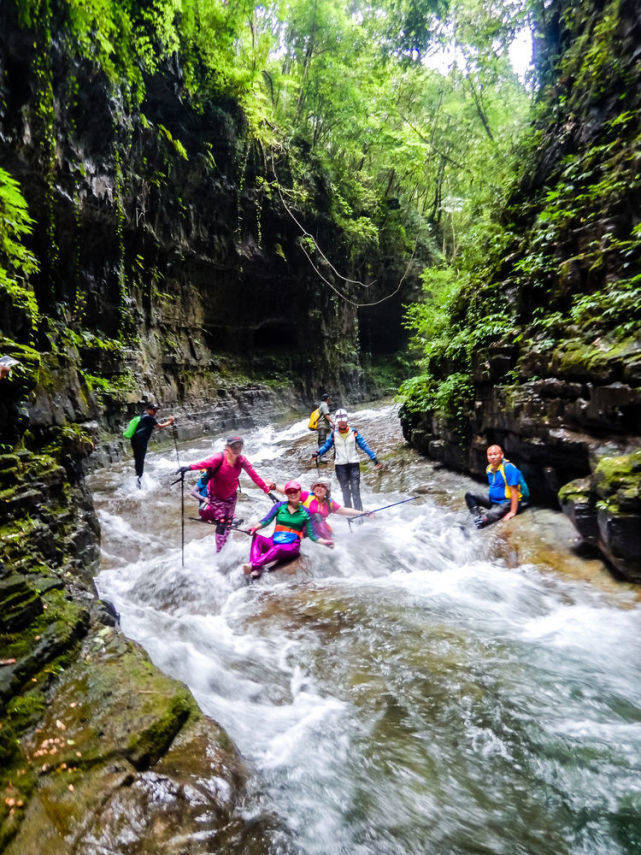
[504,463,520,487]
[317,432,335,456]
[259,504,280,527]
[355,432,377,461]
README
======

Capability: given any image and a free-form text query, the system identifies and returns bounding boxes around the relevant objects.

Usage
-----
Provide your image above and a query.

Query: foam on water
[92,403,641,854]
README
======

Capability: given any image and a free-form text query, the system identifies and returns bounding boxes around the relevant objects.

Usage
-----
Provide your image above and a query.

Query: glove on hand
[175,466,190,474]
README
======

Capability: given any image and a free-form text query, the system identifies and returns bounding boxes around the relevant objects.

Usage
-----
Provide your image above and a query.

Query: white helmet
[334,409,349,422]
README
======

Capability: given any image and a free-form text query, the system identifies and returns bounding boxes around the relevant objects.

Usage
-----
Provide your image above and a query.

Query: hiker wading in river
[177,436,276,552]
[130,403,175,488]
[312,410,382,510]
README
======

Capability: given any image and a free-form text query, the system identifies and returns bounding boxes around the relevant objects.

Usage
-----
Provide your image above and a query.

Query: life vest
[308,408,321,431]
[486,460,530,502]
[333,429,360,465]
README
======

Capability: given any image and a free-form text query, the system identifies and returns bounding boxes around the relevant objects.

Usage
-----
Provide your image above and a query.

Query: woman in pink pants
[177,435,275,552]
[243,481,334,578]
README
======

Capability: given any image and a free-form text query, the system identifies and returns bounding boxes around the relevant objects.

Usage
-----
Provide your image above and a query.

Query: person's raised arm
[313,432,334,459]
[355,432,382,469]
[240,457,276,493]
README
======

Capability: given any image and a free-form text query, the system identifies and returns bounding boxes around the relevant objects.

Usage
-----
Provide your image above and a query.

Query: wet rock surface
[4,630,277,855]
[399,1,641,580]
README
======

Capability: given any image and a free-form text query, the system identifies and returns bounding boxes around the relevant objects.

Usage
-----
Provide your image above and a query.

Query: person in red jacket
[177,436,276,552]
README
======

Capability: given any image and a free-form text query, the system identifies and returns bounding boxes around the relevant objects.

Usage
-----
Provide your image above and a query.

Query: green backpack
[122,415,141,439]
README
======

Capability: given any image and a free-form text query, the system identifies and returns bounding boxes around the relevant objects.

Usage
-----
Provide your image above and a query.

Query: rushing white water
[92,404,641,854]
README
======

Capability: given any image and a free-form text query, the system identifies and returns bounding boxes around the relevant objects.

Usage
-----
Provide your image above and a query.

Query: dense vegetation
[1,0,532,338]
[399,0,641,423]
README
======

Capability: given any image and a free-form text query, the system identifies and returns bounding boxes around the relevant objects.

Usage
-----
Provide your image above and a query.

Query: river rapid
[90,403,641,855]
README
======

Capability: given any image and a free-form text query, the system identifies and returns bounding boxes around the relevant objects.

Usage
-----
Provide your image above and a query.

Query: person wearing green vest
[465,444,530,528]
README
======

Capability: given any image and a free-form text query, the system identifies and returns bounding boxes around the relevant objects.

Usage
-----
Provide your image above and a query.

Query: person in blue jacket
[465,444,530,528]
[312,409,382,510]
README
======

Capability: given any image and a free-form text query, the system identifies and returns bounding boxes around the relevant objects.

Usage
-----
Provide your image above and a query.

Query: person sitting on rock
[243,480,334,579]
[465,444,530,529]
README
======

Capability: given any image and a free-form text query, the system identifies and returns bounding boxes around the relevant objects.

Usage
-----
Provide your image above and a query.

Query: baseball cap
[334,409,348,422]
[226,435,244,446]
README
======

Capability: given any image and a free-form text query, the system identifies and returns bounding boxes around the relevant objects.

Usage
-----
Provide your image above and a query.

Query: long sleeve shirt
[188,453,270,500]
[317,428,378,464]
[258,502,319,544]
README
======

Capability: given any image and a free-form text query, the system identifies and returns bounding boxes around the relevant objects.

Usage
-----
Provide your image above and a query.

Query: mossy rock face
[560,451,641,580]
[3,630,265,854]
[558,476,599,546]
[594,450,641,514]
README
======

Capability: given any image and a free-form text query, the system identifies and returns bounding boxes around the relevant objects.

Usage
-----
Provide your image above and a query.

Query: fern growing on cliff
[0,167,39,329]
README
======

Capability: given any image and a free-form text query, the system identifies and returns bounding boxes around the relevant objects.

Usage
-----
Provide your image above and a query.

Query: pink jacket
[189,453,270,500]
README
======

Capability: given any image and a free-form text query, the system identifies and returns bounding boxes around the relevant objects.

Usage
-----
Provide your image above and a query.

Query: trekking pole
[268,492,279,504]
[171,472,186,566]
[365,497,418,516]
[172,422,180,465]
[348,496,418,532]
[180,472,185,567]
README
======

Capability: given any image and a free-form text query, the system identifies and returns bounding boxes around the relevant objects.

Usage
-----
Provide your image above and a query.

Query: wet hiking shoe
[474,514,489,529]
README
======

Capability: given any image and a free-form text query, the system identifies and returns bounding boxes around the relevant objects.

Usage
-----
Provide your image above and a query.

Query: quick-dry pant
[131,438,149,479]
[335,462,362,510]
[317,428,329,448]
[199,494,237,552]
[250,533,300,571]
[465,492,528,526]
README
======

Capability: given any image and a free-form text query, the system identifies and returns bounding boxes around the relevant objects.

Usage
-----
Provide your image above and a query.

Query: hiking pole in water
[347,496,418,531]
[170,472,186,566]
[172,422,180,465]
[180,472,185,567]
[365,496,418,516]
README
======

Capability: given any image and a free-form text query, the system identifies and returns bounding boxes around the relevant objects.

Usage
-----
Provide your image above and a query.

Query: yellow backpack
[308,408,321,431]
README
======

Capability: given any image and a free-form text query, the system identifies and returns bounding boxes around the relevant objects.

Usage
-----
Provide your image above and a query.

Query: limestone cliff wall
[401,0,641,581]
[0,1,399,846]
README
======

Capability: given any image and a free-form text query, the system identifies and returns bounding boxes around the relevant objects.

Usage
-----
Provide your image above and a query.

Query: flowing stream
[90,403,641,854]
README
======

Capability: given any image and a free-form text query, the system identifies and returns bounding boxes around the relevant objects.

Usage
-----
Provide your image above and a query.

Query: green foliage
[0,168,40,331]
[398,370,473,424]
